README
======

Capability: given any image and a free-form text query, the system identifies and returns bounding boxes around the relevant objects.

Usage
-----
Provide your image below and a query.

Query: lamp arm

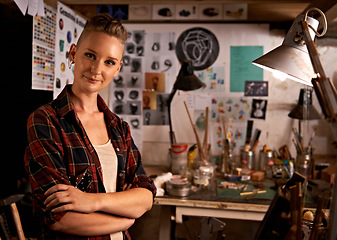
[302,18,337,240]
[301,20,337,123]
[167,88,177,145]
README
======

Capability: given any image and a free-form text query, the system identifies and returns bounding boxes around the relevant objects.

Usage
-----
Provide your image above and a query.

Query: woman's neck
[70,86,99,114]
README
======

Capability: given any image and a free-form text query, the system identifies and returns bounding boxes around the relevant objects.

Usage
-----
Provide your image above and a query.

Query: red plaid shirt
[24,85,156,240]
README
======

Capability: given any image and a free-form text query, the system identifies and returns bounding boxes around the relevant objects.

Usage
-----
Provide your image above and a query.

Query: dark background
[0,3,52,198]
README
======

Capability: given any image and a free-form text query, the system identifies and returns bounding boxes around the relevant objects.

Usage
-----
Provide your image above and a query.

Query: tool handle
[9,203,25,240]
[184,101,207,161]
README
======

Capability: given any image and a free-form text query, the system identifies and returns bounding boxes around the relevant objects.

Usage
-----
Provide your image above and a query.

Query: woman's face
[70,31,124,94]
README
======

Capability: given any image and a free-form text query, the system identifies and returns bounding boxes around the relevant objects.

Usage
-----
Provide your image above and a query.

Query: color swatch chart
[32,4,56,90]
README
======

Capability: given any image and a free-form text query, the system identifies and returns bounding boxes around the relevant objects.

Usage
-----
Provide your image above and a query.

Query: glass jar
[199,165,213,190]
[296,154,312,178]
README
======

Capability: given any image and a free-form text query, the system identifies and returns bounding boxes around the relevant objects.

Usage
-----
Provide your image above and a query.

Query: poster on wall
[175,27,219,71]
[230,46,263,92]
[53,2,86,99]
[32,4,56,91]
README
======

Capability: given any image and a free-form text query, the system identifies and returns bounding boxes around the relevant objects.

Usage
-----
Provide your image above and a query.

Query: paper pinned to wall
[32,4,56,90]
[230,46,263,92]
[53,2,86,98]
[211,97,252,123]
[196,65,225,92]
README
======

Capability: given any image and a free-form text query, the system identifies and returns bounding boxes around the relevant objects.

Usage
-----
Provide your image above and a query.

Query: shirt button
[116,148,120,152]
[119,173,123,177]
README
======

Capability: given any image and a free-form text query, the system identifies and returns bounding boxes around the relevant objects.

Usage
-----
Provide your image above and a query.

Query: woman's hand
[44,184,98,214]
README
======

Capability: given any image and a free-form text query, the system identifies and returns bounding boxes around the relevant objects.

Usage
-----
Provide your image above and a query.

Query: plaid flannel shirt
[24,85,156,240]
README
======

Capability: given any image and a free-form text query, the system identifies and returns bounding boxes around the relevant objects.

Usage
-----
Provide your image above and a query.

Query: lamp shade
[173,60,203,91]
[288,88,321,120]
[252,15,319,86]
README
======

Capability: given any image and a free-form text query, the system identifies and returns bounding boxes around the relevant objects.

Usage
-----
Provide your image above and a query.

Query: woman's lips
[85,75,102,83]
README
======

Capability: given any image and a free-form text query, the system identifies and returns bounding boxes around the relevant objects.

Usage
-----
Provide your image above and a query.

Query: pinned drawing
[244,81,268,96]
[176,27,219,70]
[211,97,252,122]
[251,99,267,120]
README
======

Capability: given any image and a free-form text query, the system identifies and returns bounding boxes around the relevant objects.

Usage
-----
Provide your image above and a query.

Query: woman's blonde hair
[77,13,128,47]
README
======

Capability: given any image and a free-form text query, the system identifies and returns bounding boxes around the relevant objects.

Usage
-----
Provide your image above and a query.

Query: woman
[24,14,156,239]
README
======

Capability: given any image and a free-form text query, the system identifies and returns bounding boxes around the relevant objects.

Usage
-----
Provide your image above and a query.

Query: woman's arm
[45,184,153,219]
[49,211,134,236]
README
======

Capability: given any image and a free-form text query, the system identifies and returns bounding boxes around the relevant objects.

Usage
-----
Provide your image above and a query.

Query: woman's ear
[69,44,77,62]
[113,60,123,78]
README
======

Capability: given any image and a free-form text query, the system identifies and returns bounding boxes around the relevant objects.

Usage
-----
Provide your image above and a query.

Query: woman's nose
[91,61,102,75]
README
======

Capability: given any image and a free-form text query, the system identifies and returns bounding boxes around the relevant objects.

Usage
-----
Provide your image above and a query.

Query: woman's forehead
[78,32,124,57]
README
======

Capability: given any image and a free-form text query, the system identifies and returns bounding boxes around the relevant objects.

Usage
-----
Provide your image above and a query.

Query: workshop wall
[138,28,337,166]
[100,23,337,166]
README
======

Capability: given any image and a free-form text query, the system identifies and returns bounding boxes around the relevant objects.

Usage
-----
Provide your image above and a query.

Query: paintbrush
[245,120,254,148]
[203,107,209,157]
[249,129,261,151]
[183,101,207,161]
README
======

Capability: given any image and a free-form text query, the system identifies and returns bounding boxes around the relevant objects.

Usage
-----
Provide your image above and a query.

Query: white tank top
[93,140,123,240]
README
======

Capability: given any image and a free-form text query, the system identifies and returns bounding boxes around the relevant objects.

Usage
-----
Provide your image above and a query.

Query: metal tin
[166,178,191,197]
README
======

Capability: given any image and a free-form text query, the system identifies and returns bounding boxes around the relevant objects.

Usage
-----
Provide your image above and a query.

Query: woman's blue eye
[106,60,116,66]
[85,53,95,59]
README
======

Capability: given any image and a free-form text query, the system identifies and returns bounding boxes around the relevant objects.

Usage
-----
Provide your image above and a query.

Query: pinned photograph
[97,5,129,20]
[152,4,175,20]
[143,93,169,126]
[143,90,157,110]
[251,99,268,120]
[129,5,152,20]
[223,4,248,20]
[145,72,166,93]
[199,4,223,20]
[175,4,199,20]
[244,81,268,96]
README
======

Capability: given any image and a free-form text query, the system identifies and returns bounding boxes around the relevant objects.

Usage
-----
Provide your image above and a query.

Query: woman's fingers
[44,184,72,208]
[43,183,96,213]
[44,184,70,196]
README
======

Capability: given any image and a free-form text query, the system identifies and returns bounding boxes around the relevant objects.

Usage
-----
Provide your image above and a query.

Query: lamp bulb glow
[272,70,288,81]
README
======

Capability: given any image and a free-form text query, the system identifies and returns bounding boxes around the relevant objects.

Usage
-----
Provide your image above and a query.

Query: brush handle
[184,101,207,161]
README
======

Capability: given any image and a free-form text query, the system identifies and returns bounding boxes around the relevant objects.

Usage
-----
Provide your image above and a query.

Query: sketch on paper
[176,27,219,70]
[244,81,268,96]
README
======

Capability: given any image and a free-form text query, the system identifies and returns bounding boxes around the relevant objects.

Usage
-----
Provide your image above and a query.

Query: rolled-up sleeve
[24,108,70,226]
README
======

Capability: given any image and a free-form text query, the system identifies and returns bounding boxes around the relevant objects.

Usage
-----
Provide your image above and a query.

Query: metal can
[296,154,311,178]
[241,149,255,170]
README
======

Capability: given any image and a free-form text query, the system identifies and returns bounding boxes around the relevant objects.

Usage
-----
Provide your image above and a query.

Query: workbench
[153,180,275,240]
[144,164,324,240]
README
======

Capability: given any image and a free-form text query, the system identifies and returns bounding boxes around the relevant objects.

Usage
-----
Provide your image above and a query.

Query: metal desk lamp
[288,88,321,143]
[167,59,203,144]
[252,8,337,239]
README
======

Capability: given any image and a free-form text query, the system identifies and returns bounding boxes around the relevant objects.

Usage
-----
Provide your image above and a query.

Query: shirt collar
[52,85,118,127]
[52,84,75,118]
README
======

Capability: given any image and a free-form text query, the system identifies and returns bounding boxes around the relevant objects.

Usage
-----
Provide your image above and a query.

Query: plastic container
[170,144,188,174]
